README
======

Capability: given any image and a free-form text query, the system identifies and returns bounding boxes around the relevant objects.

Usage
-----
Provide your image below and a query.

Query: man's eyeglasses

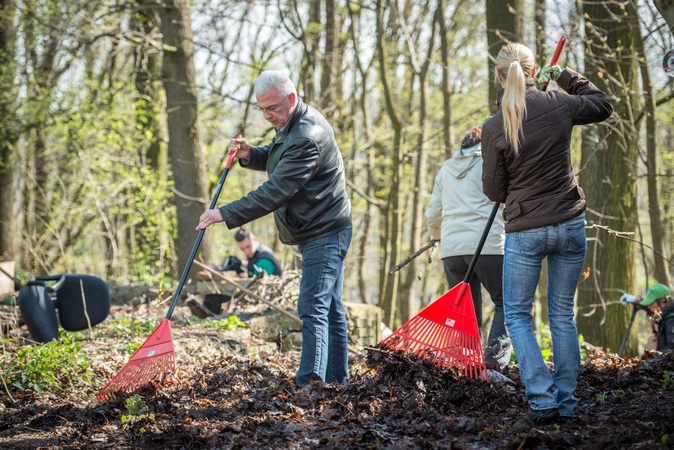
[255,95,288,115]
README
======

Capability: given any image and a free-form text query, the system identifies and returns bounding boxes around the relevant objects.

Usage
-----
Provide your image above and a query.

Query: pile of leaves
[0,305,673,449]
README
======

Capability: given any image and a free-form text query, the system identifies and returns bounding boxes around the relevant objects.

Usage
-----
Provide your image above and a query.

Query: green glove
[537,64,563,84]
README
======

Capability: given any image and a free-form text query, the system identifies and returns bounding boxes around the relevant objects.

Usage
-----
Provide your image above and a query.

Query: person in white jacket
[425,126,511,368]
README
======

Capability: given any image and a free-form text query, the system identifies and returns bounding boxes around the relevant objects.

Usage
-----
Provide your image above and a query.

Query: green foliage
[660,372,674,391]
[662,434,669,444]
[125,394,148,416]
[124,342,142,356]
[21,72,177,283]
[578,334,589,361]
[306,21,325,36]
[1,335,93,393]
[121,394,154,430]
[537,323,553,362]
[183,315,246,331]
[212,315,246,330]
[107,317,159,338]
[595,392,607,403]
[182,316,209,326]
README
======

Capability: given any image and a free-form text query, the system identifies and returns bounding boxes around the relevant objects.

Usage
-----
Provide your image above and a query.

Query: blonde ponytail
[494,44,536,156]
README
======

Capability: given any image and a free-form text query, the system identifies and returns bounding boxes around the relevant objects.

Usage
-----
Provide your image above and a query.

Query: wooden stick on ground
[193,260,302,325]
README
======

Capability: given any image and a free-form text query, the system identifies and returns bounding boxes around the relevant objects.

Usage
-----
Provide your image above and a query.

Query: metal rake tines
[97,352,176,401]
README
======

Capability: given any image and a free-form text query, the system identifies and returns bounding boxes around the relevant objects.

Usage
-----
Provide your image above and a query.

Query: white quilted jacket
[425,144,505,259]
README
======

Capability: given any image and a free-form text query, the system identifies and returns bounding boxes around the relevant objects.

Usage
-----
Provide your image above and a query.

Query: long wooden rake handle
[165,147,239,320]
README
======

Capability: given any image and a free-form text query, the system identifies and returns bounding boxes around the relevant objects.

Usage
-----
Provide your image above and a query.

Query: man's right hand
[228,136,250,161]
[620,293,639,305]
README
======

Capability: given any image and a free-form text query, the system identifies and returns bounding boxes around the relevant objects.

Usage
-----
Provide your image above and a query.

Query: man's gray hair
[254,70,297,98]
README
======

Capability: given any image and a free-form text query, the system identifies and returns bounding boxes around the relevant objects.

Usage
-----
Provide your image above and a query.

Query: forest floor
[0,299,673,450]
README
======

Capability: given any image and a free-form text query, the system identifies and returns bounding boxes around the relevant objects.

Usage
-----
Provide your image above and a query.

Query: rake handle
[463,202,500,284]
[165,143,239,320]
[541,36,566,91]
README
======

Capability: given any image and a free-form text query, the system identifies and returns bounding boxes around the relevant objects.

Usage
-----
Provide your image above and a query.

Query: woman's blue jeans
[503,213,586,417]
[296,225,352,387]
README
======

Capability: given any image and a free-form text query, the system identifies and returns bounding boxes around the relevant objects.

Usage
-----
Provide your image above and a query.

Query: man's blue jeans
[503,213,586,417]
[296,224,352,387]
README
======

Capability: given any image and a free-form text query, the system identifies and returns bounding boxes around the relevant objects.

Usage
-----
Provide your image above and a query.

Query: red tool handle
[542,36,567,90]
[550,36,566,65]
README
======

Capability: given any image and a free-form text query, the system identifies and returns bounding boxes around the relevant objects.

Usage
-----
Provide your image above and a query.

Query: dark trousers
[442,254,506,345]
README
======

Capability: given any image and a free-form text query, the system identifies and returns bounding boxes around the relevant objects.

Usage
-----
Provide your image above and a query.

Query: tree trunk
[486,0,523,114]
[437,0,454,159]
[534,0,546,69]
[134,0,163,170]
[375,0,404,329]
[653,0,674,36]
[0,0,18,263]
[400,6,438,323]
[21,0,62,274]
[129,0,171,281]
[577,0,639,355]
[300,0,321,104]
[632,2,672,287]
[160,0,209,278]
[320,0,337,116]
[347,2,378,305]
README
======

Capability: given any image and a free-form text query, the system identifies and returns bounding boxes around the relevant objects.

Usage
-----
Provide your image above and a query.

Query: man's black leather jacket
[219,101,351,245]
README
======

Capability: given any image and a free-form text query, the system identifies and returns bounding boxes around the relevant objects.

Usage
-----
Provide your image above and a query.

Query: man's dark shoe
[526,407,560,425]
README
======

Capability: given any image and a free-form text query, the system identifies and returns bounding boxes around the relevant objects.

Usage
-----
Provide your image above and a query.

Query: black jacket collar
[277,100,307,138]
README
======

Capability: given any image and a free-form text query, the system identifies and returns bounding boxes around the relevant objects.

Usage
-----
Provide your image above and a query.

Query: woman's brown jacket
[481,68,613,233]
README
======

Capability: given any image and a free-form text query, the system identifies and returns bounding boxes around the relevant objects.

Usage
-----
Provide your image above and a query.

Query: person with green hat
[622,283,674,351]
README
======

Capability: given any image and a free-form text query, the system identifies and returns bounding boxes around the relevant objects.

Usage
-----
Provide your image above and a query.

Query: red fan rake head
[97,319,176,401]
[379,282,488,381]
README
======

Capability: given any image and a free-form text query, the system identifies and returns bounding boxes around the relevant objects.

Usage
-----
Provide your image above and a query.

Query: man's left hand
[197,209,224,230]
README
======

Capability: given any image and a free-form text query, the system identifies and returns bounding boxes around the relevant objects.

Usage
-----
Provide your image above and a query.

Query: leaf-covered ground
[1,302,673,450]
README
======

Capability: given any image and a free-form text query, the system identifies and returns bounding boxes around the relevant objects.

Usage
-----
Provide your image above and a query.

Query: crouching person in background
[622,284,674,352]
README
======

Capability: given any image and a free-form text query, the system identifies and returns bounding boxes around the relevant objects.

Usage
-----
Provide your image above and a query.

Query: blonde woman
[481,43,613,425]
